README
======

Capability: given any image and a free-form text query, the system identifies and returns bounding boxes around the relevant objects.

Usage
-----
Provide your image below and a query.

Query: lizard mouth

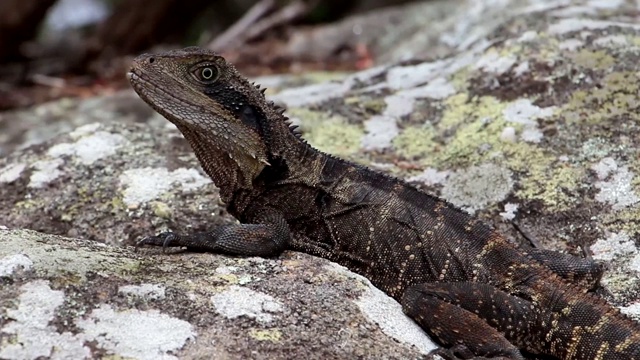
[127,67,194,124]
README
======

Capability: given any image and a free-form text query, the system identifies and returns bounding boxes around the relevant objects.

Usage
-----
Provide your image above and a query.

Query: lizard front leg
[136,208,290,257]
[402,282,532,360]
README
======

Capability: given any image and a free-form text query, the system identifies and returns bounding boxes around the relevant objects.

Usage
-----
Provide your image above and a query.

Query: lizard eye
[192,65,219,83]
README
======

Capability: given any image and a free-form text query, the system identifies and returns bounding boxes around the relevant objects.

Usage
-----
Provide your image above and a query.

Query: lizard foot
[135,232,180,252]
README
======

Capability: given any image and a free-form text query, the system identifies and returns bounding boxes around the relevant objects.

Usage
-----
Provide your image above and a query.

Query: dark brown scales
[128,47,640,360]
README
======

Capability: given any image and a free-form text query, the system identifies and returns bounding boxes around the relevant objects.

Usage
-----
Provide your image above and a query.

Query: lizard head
[128,47,279,192]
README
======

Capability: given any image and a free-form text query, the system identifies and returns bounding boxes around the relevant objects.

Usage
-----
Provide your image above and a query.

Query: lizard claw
[161,233,177,252]
[135,232,178,253]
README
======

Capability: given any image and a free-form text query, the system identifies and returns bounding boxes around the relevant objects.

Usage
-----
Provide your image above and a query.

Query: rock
[1,0,640,358]
[0,229,433,359]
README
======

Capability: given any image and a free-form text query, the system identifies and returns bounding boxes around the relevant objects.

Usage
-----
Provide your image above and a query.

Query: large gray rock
[2,0,640,359]
[0,229,433,359]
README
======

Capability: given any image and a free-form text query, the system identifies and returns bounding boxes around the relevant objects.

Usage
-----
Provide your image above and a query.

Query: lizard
[127,46,640,360]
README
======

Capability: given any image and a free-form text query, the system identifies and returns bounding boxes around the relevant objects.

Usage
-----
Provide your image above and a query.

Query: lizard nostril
[148,57,155,64]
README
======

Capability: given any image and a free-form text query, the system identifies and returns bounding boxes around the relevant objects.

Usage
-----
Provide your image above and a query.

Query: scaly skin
[128,47,640,360]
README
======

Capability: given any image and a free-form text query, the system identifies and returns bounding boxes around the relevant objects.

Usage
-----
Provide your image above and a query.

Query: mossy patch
[288,108,363,158]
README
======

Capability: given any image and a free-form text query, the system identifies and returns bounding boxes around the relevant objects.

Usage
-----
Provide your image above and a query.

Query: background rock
[1,0,640,358]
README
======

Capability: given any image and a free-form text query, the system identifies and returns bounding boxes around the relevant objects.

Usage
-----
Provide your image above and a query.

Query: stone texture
[1,0,640,358]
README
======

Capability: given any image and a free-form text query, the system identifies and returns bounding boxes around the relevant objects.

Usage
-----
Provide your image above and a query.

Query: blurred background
[0,0,443,111]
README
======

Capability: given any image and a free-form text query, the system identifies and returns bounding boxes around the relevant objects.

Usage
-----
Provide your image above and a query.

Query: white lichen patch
[215,266,239,275]
[396,77,457,100]
[0,254,33,277]
[502,99,555,143]
[211,285,284,325]
[586,0,625,10]
[513,61,530,76]
[269,82,350,108]
[591,158,639,210]
[548,18,640,35]
[361,94,420,151]
[499,203,519,220]
[474,50,517,75]
[28,158,64,188]
[48,130,127,165]
[69,123,102,138]
[361,115,399,151]
[327,263,437,355]
[593,34,629,47]
[591,157,617,179]
[630,253,640,273]
[0,163,26,183]
[0,280,90,360]
[383,94,416,119]
[502,99,555,125]
[591,231,637,262]
[119,167,211,207]
[521,0,578,14]
[517,30,538,42]
[550,5,600,18]
[119,283,166,300]
[76,304,195,360]
[520,127,544,143]
[441,163,514,214]
[406,168,450,185]
[386,60,447,90]
[620,302,640,322]
[558,38,585,51]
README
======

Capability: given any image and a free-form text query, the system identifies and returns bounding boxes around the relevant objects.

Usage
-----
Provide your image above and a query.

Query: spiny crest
[284,118,303,139]
[251,82,267,94]
[248,87,303,140]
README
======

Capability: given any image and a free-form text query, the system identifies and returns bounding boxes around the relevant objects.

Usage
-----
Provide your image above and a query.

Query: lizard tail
[536,277,640,359]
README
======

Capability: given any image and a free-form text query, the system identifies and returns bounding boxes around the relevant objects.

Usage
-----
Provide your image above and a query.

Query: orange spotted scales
[128,47,640,359]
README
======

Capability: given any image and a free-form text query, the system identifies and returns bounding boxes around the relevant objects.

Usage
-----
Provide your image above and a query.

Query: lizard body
[128,47,640,360]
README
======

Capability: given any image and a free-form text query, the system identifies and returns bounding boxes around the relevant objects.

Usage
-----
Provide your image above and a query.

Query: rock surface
[2,0,640,359]
[0,229,434,359]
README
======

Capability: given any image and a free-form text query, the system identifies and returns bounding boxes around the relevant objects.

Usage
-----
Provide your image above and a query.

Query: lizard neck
[194,106,319,205]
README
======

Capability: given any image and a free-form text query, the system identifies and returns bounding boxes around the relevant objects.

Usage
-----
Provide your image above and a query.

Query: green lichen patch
[564,71,640,126]
[392,125,438,160]
[394,90,590,211]
[602,207,640,236]
[249,328,283,343]
[516,163,585,211]
[569,49,615,70]
[426,94,511,168]
[289,108,364,158]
